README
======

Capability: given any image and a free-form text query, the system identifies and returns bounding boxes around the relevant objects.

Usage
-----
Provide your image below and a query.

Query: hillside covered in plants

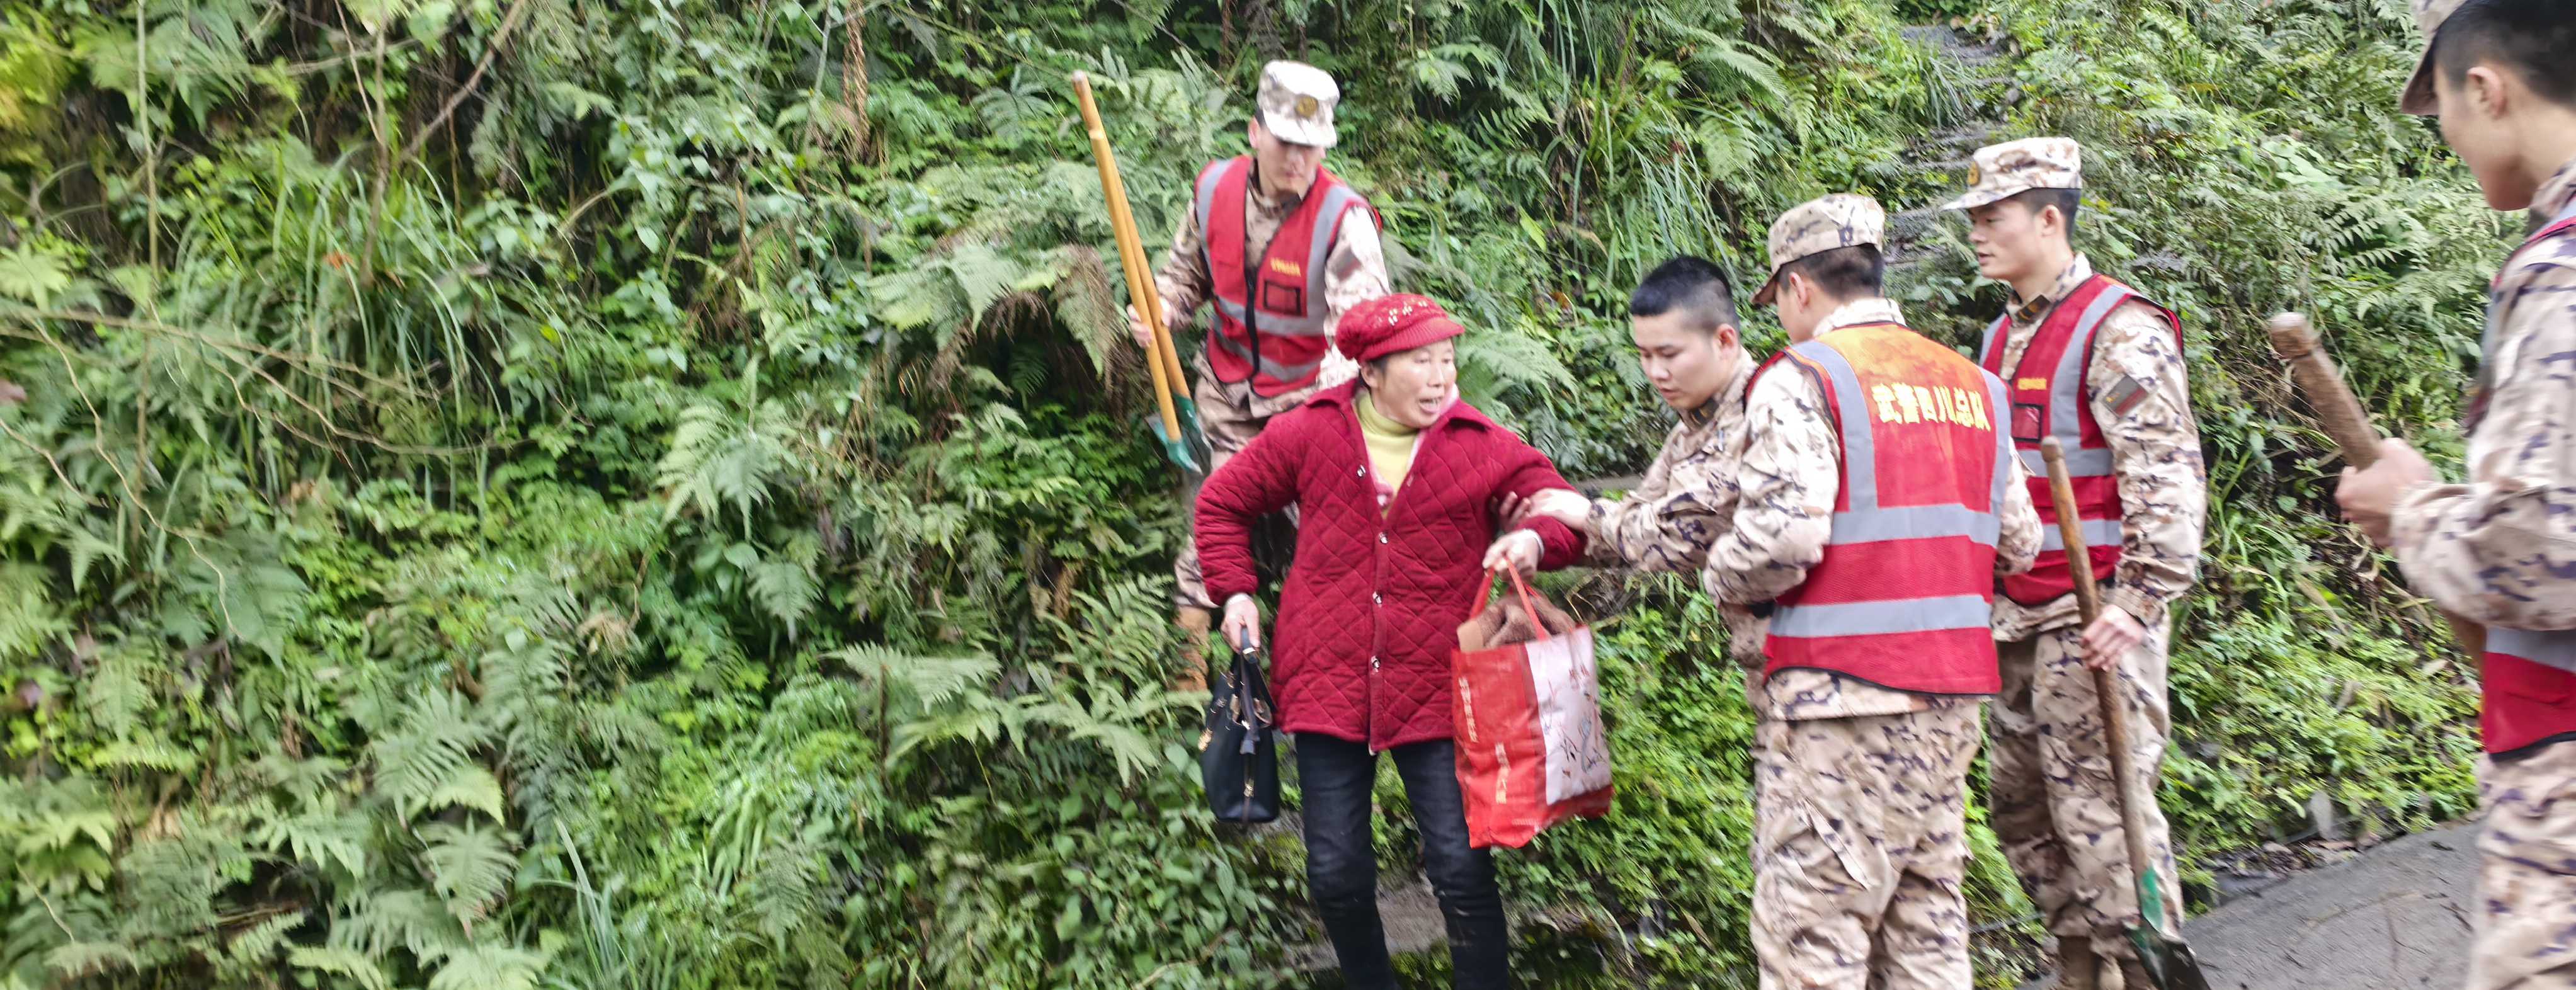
[0,0,2504,986]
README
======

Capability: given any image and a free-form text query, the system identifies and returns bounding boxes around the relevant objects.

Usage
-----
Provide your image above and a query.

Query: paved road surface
[2092,823,2483,990]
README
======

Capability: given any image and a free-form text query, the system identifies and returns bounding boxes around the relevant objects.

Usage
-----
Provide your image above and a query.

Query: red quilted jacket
[1195,382,1585,750]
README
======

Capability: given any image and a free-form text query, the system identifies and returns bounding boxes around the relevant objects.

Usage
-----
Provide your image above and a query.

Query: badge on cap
[1294,95,1319,119]
[1966,162,1982,186]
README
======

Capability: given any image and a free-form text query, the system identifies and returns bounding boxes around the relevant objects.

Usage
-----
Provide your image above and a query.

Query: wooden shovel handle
[2265,313,2385,467]
[1072,72,1185,442]
[2265,312,2488,656]
[2039,438,2160,888]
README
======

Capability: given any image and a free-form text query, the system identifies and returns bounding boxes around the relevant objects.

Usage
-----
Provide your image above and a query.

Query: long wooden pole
[2266,312,2488,656]
[2038,436,2160,911]
[1071,72,1185,442]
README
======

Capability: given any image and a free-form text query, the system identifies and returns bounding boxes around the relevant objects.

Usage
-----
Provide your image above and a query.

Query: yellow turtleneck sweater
[1354,389,1422,508]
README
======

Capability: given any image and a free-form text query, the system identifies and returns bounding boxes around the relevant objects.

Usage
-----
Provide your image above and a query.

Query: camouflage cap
[1258,60,1340,148]
[2401,0,2468,115]
[1753,194,1886,305]
[1939,137,2082,212]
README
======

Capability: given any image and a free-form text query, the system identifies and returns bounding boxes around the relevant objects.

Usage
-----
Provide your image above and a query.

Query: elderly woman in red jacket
[1195,293,1585,989]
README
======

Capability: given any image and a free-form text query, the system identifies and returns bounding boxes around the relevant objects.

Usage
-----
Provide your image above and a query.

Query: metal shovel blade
[2128,867,2211,990]
[1142,398,1211,482]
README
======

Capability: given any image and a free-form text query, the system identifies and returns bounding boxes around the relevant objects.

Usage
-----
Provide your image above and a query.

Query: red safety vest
[2472,205,2576,756]
[1977,274,2181,606]
[1760,322,2017,695]
[1194,157,1376,397]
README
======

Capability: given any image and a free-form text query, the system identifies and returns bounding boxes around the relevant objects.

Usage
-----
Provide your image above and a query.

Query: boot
[1172,606,1213,695]
[2112,958,2153,990]
[2055,938,2100,990]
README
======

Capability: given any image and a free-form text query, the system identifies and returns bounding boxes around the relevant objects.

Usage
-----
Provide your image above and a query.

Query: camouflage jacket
[1705,298,2045,720]
[2390,159,2576,631]
[1584,356,1769,659]
[1987,256,2208,641]
[1153,161,1393,418]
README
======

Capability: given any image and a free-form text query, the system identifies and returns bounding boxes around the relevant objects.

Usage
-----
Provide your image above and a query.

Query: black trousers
[1295,734,1511,989]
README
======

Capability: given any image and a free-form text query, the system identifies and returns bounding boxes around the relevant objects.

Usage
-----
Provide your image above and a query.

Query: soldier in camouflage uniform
[1504,256,1771,661]
[1129,61,1394,678]
[1941,139,2205,990]
[1708,195,2044,990]
[2337,3,2576,988]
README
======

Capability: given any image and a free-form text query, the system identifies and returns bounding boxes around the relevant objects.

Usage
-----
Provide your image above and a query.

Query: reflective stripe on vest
[1767,329,2012,644]
[2022,283,2134,477]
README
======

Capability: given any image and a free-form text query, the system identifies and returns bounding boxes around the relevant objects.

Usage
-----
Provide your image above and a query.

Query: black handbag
[1200,639,1280,824]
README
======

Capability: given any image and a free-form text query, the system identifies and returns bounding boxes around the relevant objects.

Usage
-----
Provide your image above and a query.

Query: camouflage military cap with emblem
[1939,137,2082,212]
[1257,60,1341,148]
[2401,0,2469,115]
[1753,193,1886,305]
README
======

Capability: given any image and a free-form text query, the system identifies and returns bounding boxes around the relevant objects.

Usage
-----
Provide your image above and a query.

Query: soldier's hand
[2078,606,2147,671]
[1127,304,1159,351]
[2335,438,2435,548]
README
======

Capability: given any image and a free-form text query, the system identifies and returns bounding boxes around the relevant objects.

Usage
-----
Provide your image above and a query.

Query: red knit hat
[1336,293,1466,363]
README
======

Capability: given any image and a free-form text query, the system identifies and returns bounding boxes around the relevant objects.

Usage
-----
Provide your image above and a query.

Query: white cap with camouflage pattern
[1939,137,2082,212]
[1258,60,1340,148]
[1753,193,1886,305]
[2401,0,2470,115]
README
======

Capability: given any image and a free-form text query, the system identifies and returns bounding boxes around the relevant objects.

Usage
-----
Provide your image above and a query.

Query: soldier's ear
[1714,323,1740,351]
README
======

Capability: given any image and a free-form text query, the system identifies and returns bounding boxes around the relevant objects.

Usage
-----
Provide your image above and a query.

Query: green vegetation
[0,0,2495,986]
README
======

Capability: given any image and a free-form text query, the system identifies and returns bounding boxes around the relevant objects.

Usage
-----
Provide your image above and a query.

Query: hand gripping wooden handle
[2265,312,2487,656]
[2265,313,2383,467]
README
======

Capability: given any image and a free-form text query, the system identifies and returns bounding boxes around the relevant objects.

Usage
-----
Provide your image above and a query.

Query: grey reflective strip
[1303,184,1363,300]
[1978,315,2009,368]
[2039,517,2124,553]
[1833,504,2000,545]
[1194,164,1226,244]
[1209,327,1320,380]
[1771,595,1994,637]
[2017,447,2114,477]
[2489,627,2576,674]
[1985,370,2014,510]
[1791,340,1882,511]
[2047,285,2134,449]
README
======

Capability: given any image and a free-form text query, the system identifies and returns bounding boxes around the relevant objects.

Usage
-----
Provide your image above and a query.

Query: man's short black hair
[2434,0,2576,109]
[1630,256,1741,334]
[1782,244,1884,302]
[2005,188,2081,238]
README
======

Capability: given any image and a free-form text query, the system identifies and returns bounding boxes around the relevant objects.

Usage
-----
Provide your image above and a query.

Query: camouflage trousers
[1752,702,1983,990]
[1990,620,2184,962]
[2468,741,2576,990]
[1171,370,1304,610]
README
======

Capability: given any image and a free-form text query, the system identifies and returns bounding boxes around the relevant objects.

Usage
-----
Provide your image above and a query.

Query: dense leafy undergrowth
[0,0,2495,986]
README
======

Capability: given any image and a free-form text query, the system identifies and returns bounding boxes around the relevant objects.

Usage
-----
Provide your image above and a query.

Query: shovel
[1071,71,1211,479]
[2037,436,2211,990]
[2265,312,2485,656]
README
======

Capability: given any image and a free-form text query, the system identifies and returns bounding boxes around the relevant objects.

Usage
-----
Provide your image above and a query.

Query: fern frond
[419,822,517,925]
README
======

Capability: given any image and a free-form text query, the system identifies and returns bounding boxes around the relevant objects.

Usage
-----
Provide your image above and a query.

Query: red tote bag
[1450,566,1614,849]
